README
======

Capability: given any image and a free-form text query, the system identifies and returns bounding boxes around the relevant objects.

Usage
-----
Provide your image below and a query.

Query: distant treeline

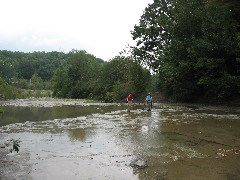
[0,50,152,102]
[0,50,67,82]
[0,50,68,98]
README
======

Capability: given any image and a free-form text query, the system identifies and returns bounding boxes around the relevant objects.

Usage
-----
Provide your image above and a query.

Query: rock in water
[130,159,148,169]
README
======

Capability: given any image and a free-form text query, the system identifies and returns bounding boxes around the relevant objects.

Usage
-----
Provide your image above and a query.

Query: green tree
[0,57,17,83]
[29,73,44,90]
[52,65,70,97]
[52,50,104,99]
[101,56,150,102]
[0,77,19,99]
[131,0,240,102]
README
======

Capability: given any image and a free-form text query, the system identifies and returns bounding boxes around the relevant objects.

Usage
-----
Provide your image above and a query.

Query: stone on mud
[130,159,148,169]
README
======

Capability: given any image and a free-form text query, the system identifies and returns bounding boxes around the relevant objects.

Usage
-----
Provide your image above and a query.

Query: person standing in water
[127,93,134,112]
[146,93,153,111]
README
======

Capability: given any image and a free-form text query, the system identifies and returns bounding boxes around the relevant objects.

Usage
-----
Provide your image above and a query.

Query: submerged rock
[130,159,148,169]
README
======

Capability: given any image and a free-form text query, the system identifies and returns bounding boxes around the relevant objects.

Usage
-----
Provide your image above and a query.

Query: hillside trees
[52,50,103,98]
[52,53,151,102]
[0,49,151,101]
[101,56,151,101]
[0,77,19,99]
[0,50,67,90]
[0,55,17,83]
[17,51,67,81]
[131,0,240,102]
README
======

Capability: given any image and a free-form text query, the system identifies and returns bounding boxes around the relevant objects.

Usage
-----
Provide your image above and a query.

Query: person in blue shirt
[145,93,153,111]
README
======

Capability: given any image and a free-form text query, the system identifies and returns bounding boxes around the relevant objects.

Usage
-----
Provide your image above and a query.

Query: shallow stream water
[0,99,240,180]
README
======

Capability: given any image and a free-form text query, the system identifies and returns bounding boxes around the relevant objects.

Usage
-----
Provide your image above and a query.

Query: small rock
[130,159,148,169]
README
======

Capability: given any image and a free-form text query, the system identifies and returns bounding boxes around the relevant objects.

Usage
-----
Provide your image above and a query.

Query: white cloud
[0,0,152,60]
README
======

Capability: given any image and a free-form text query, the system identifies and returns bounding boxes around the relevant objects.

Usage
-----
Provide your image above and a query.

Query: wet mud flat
[0,99,240,179]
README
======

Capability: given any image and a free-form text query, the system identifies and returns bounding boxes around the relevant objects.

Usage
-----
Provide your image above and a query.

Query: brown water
[0,99,240,180]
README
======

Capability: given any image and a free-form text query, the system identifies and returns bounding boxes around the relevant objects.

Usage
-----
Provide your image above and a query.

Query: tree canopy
[0,49,151,101]
[52,52,151,102]
[131,0,240,102]
[0,50,67,82]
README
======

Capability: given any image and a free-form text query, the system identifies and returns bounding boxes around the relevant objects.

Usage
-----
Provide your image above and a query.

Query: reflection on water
[0,101,240,179]
[68,128,91,142]
[0,105,127,127]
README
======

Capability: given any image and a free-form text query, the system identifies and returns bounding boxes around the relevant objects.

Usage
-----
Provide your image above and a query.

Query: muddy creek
[0,99,240,180]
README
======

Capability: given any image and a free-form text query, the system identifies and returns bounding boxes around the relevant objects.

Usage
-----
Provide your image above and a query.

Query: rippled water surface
[0,99,240,180]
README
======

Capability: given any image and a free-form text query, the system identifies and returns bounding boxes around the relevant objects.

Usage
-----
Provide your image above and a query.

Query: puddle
[0,99,240,179]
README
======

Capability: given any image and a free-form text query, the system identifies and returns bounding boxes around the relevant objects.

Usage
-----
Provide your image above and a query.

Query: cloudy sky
[0,0,152,60]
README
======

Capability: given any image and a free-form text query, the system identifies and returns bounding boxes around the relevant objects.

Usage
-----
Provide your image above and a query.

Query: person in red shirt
[127,93,134,112]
